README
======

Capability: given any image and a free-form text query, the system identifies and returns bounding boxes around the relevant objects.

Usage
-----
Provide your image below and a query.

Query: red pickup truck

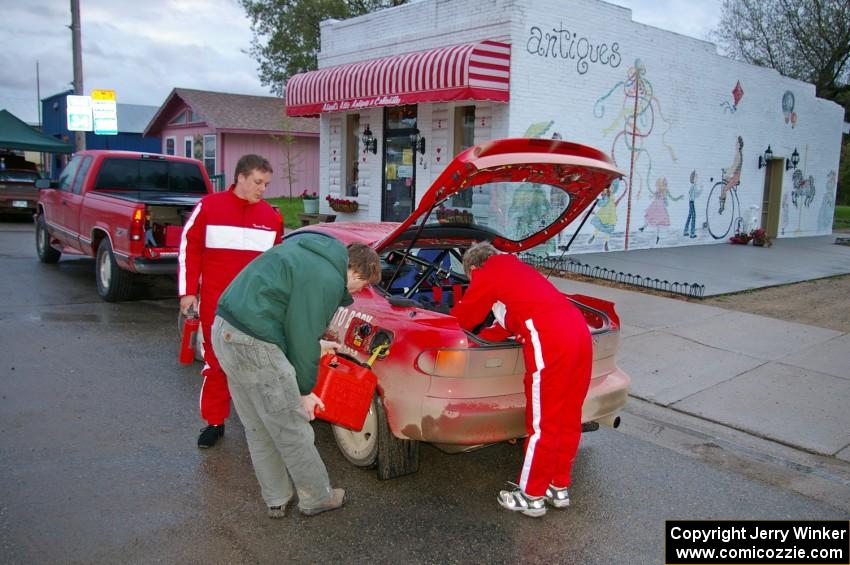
[35,150,213,301]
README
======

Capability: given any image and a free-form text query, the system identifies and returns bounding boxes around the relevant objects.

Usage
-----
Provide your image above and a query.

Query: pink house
[144,88,318,198]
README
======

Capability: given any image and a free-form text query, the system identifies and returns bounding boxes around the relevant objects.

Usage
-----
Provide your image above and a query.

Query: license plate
[12,200,28,208]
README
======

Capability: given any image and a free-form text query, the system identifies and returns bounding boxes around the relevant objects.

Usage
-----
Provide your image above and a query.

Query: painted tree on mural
[240,0,409,96]
[712,0,850,106]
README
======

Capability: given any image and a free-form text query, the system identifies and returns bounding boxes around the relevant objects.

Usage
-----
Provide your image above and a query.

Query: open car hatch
[374,138,624,253]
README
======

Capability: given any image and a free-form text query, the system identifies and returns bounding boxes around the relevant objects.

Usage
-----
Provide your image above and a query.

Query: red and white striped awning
[285,40,510,117]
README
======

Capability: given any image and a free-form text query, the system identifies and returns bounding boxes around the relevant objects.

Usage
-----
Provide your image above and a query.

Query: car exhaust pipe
[595,414,621,429]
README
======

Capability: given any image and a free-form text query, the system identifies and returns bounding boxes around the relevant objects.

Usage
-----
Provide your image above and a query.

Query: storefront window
[385,106,418,129]
[345,114,360,197]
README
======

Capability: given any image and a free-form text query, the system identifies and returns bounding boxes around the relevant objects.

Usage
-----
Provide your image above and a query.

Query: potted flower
[729,230,751,245]
[301,190,319,213]
[326,194,359,213]
[749,228,771,247]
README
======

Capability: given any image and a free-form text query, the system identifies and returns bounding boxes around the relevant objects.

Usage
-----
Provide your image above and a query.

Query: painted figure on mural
[510,184,551,240]
[781,192,790,235]
[818,171,837,233]
[719,136,743,214]
[588,178,622,251]
[791,168,816,208]
[594,59,677,248]
[683,170,702,238]
[640,177,683,244]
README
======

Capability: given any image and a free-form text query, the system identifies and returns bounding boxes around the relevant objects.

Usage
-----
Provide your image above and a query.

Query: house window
[203,134,216,176]
[168,112,187,125]
[344,114,360,197]
[451,106,475,208]
[188,111,201,123]
[165,137,176,156]
[184,137,193,158]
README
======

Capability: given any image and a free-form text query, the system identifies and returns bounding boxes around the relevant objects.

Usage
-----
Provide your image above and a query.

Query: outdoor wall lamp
[410,128,426,155]
[785,148,800,171]
[757,145,773,169]
[361,125,378,154]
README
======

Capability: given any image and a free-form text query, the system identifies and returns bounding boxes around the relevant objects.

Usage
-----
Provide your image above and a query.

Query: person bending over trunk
[451,241,592,518]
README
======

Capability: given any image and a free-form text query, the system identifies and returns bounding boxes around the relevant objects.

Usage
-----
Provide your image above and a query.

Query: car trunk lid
[374,138,623,254]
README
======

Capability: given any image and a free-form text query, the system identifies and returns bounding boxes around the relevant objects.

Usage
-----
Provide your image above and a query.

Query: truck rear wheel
[35,215,61,264]
[96,239,137,302]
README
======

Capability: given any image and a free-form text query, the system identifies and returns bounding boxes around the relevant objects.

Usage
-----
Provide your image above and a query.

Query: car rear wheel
[35,214,61,264]
[375,396,420,480]
[96,239,137,302]
[332,394,420,479]
[332,396,380,468]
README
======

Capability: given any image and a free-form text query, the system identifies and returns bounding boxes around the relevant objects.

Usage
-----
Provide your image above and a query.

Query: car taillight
[417,346,521,378]
[130,208,145,241]
[418,349,469,378]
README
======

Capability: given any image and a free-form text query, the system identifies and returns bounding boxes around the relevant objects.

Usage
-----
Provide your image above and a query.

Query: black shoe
[198,424,224,448]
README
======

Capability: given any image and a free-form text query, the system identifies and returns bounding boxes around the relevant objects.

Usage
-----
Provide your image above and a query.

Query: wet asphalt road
[0,218,845,564]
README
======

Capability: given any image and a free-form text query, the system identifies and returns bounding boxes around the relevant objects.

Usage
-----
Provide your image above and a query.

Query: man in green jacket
[212,236,381,518]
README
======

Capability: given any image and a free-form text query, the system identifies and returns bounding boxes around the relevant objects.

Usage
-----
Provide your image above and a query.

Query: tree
[711,0,850,111]
[240,0,408,96]
[712,0,850,205]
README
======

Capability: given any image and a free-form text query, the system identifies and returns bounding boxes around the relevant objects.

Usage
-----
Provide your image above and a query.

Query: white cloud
[608,0,723,42]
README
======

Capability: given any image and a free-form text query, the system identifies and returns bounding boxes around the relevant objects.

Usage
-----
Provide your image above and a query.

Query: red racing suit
[451,253,592,497]
[179,186,282,425]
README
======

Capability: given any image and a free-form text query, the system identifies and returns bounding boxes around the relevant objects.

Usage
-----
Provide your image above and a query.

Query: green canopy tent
[0,109,73,153]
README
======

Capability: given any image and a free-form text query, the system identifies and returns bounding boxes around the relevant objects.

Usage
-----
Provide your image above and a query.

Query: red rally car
[284,138,632,479]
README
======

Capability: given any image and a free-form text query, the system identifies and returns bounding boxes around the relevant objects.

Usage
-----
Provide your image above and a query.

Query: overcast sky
[0,0,722,125]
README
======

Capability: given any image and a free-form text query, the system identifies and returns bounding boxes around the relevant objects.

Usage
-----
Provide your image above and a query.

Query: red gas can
[312,354,378,431]
[179,316,200,364]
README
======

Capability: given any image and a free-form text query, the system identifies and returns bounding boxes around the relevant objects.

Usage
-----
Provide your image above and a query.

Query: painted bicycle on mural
[705,167,744,239]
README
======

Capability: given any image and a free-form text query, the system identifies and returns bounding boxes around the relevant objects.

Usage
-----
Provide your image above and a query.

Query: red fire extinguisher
[179,308,200,365]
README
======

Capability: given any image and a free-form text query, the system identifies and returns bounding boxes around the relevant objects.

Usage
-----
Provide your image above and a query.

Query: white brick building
[286,0,844,253]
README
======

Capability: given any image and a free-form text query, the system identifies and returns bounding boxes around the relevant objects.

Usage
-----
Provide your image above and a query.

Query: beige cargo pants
[211,316,332,511]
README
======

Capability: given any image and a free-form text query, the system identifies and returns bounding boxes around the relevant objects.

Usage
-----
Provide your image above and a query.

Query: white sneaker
[545,484,570,508]
[497,482,546,517]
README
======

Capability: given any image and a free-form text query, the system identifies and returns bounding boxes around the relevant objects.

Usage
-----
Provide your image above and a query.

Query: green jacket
[216,234,353,394]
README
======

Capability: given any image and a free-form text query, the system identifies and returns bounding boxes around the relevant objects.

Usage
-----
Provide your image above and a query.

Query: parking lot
[1,219,847,564]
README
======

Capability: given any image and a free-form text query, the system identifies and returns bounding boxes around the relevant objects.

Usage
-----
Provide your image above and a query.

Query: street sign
[91,89,118,135]
[66,95,93,131]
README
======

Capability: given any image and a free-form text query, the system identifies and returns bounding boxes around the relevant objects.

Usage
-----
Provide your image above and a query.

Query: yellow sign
[402,148,413,165]
[91,89,116,101]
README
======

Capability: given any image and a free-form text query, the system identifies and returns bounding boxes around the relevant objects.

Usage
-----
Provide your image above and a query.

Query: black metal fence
[519,253,706,299]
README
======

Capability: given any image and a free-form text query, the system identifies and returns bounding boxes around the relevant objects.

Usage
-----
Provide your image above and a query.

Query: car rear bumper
[411,367,630,445]
[129,257,178,275]
[0,197,37,213]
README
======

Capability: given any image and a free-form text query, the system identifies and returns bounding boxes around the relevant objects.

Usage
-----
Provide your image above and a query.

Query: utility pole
[70,0,85,151]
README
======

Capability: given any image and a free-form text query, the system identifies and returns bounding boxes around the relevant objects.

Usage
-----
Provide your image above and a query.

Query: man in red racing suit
[451,242,592,518]
[179,154,283,448]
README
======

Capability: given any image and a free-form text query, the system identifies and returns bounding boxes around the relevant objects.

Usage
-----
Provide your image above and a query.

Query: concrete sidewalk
[571,234,850,296]
[549,235,850,462]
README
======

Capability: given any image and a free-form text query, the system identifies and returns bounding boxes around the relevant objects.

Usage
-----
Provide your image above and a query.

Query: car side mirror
[35,179,56,189]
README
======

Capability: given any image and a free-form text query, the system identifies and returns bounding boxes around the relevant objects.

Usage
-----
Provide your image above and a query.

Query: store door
[761,159,783,238]
[382,105,418,222]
